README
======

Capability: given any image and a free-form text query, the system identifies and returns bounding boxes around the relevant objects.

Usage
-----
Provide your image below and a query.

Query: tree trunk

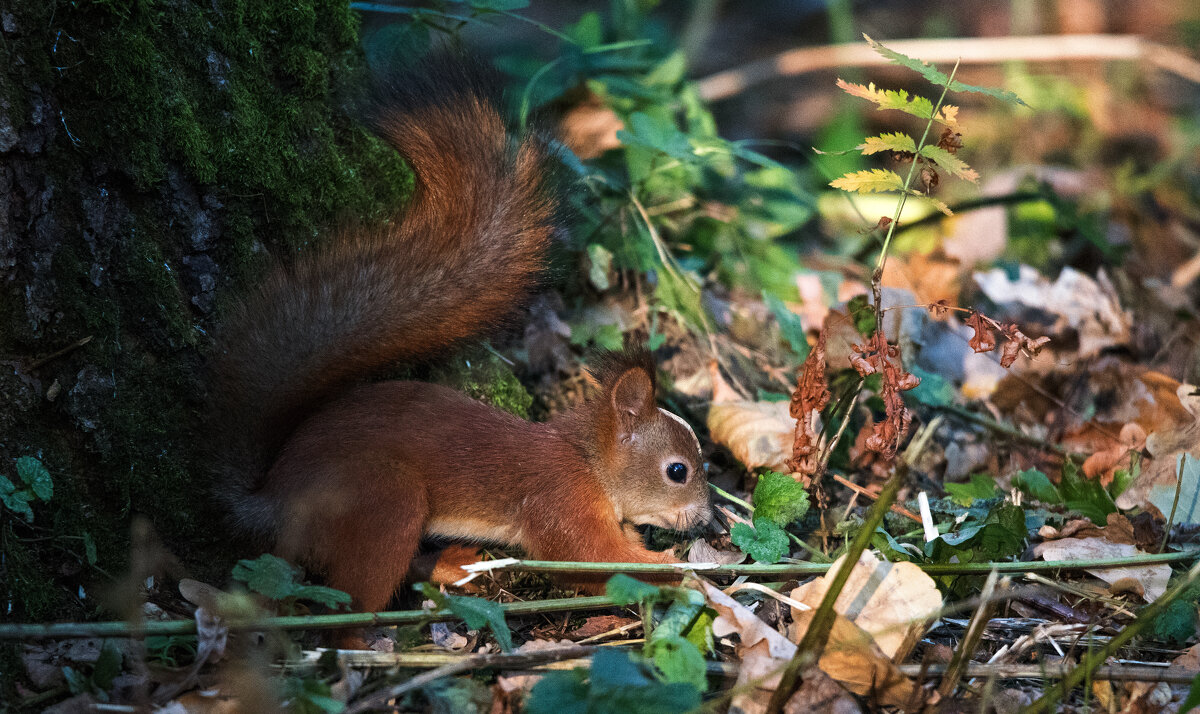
[0,0,407,620]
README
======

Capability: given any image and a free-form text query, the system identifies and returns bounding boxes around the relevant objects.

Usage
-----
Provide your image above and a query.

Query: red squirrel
[208,60,711,612]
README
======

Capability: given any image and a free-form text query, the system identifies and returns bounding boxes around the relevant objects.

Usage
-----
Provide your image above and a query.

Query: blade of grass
[764,469,904,714]
[937,569,1001,698]
[1023,560,1200,713]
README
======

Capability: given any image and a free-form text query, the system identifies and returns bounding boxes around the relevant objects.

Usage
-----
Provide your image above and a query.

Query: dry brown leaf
[702,580,800,714]
[688,537,748,565]
[974,265,1130,357]
[789,551,942,661]
[782,666,863,714]
[701,579,919,712]
[559,94,623,160]
[1034,537,1169,602]
[708,366,797,473]
[1038,513,1137,545]
[880,251,961,308]
[1117,382,1200,511]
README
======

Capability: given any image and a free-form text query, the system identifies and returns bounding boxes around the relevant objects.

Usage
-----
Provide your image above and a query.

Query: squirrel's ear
[610,368,655,437]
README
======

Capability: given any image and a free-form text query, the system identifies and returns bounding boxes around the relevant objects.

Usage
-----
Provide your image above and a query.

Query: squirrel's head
[588,348,711,532]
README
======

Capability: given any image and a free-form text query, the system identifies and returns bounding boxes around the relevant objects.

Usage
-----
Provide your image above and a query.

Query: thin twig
[1023,561,1200,713]
[765,470,905,714]
[830,472,922,523]
[343,644,596,713]
[938,570,1001,697]
[287,648,1200,685]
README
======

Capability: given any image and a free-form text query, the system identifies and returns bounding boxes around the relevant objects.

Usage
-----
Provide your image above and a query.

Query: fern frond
[918,145,979,183]
[858,132,916,155]
[836,79,959,128]
[862,34,1027,106]
[830,169,905,194]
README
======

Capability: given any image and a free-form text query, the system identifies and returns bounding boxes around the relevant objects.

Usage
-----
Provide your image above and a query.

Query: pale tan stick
[698,34,1200,102]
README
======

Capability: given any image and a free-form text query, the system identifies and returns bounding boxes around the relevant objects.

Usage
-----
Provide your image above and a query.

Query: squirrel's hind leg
[276,464,429,614]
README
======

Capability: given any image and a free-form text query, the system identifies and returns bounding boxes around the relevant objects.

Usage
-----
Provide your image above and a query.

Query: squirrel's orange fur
[209,60,711,612]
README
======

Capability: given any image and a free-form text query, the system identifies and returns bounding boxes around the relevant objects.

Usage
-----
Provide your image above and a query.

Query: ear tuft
[590,346,657,393]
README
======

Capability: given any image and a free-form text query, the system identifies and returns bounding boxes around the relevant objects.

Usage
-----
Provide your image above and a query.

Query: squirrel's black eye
[666,462,688,483]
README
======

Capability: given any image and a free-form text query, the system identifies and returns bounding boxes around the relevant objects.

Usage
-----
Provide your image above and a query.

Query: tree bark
[0,0,408,620]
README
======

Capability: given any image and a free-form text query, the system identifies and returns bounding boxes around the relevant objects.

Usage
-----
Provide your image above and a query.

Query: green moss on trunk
[0,0,411,636]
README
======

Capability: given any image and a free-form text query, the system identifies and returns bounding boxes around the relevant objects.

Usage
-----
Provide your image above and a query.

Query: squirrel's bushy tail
[209,59,556,532]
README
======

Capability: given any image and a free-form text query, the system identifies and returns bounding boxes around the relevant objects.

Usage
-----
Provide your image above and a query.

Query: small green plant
[729,471,811,564]
[528,575,711,713]
[415,582,514,652]
[0,456,53,521]
[1014,462,1120,525]
[231,554,351,613]
[61,639,122,702]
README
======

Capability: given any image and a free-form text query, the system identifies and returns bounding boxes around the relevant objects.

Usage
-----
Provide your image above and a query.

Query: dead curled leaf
[1034,537,1170,602]
[848,332,918,458]
[787,331,830,478]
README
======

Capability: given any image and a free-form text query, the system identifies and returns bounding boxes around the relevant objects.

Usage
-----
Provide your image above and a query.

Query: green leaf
[648,635,708,691]
[617,112,695,162]
[847,294,876,336]
[904,364,954,407]
[606,574,664,606]
[653,268,706,331]
[931,503,1026,561]
[462,0,530,11]
[945,473,1002,506]
[858,132,916,155]
[280,676,346,714]
[1182,671,1200,714]
[1149,454,1200,525]
[731,518,790,564]
[918,144,978,182]
[444,593,513,652]
[763,293,809,362]
[751,471,810,527]
[291,585,352,611]
[527,649,701,714]
[92,640,123,691]
[684,608,715,655]
[0,481,34,521]
[836,79,958,126]
[232,554,304,600]
[1110,467,1135,500]
[15,456,52,501]
[1058,460,1117,525]
[564,11,602,48]
[863,34,1027,106]
[1147,598,1198,646]
[526,668,590,714]
[82,531,98,567]
[587,243,614,291]
[1013,469,1061,505]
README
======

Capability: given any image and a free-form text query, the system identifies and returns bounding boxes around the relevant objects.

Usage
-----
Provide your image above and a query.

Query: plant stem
[765,470,905,714]
[1023,560,1200,713]
[0,594,617,640]
[4,552,1198,640]
[873,58,961,277]
[1162,455,1185,553]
